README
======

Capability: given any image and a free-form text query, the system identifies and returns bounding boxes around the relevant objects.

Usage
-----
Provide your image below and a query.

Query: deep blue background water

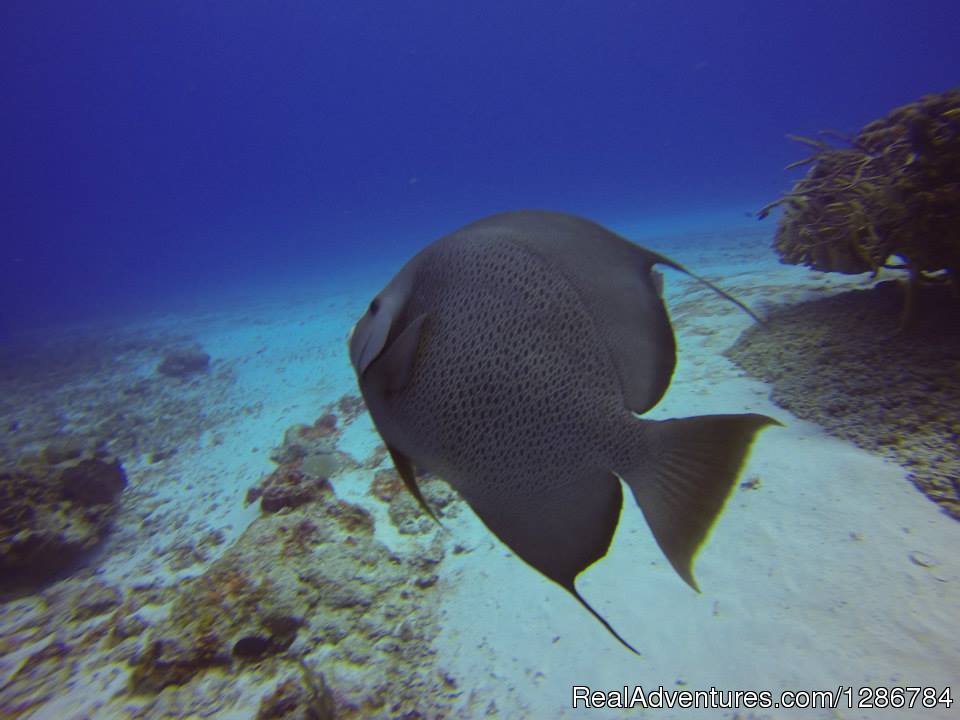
[3,1,958,333]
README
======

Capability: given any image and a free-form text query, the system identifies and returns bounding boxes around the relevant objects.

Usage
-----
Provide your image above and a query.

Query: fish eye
[369,298,380,314]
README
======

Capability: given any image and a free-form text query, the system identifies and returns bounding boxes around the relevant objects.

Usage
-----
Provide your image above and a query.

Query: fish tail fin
[620,414,780,590]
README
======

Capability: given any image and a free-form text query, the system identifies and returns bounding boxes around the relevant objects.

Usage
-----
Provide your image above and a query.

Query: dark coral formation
[248,410,357,513]
[156,345,211,379]
[246,464,334,513]
[761,89,960,320]
[0,381,459,718]
[269,416,339,465]
[59,457,128,505]
[118,399,459,716]
[726,280,960,519]
[334,394,365,425]
[0,453,127,585]
[256,663,337,720]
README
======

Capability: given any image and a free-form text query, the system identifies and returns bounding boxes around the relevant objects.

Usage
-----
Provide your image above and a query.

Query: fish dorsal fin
[462,211,677,414]
[646,251,765,325]
[387,444,440,524]
[459,210,763,413]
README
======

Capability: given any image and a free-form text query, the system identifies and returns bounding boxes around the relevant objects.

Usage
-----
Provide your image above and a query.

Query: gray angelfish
[349,210,778,653]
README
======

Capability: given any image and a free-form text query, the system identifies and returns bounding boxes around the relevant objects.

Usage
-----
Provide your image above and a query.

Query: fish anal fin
[566,584,641,655]
[387,445,441,525]
[622,414,781,590]
[465,470,638,651]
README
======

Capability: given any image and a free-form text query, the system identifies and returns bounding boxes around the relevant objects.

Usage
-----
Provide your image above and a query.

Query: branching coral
[760,89,960,323]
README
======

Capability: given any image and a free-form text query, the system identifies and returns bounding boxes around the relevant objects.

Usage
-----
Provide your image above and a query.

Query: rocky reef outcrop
[123,399,461,718]
[246,413,354,513]
[370,468,460,536]
[128,491,450,718]
[1,451,127,586]
[0,387,465,718]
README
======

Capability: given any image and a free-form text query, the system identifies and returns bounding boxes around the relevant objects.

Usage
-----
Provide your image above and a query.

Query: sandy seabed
[1,221,957,720]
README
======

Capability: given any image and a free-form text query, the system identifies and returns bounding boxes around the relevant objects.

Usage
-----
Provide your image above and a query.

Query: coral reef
[246,464,334,513]
[726,280,960,519]
[112,399,458,717]
[0,452,127,585]
[130,481,449,716]
[760,89,960,322]
[269,416,339,464]
[247,413,356,513]
[0,360,460,719]
[256,662,336,719]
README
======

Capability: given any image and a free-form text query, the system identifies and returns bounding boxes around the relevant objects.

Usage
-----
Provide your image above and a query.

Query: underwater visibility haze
[1,1,960,719]
[3,0,958,331]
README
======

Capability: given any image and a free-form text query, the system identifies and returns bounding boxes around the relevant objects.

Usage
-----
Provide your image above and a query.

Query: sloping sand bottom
[1,225,957,719]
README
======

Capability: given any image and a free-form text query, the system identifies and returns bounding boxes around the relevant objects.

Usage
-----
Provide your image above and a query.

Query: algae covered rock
[246,464,334,512]
[251,413,352,512]
[257,665,337,720]
[269,416,339,464]
[370,468,460,535]
[0,455,127,584]
[127,397,455,717]
[130,487,444,713]
[59,457,127,505]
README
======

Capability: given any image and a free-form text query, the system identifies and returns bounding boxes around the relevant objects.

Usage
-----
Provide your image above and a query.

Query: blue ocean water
[2,0,957,334]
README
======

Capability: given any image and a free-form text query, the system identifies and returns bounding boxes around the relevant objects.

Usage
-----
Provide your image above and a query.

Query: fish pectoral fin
[622,414,781,590]
[379,313,428,393]
[387,445,441,524]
